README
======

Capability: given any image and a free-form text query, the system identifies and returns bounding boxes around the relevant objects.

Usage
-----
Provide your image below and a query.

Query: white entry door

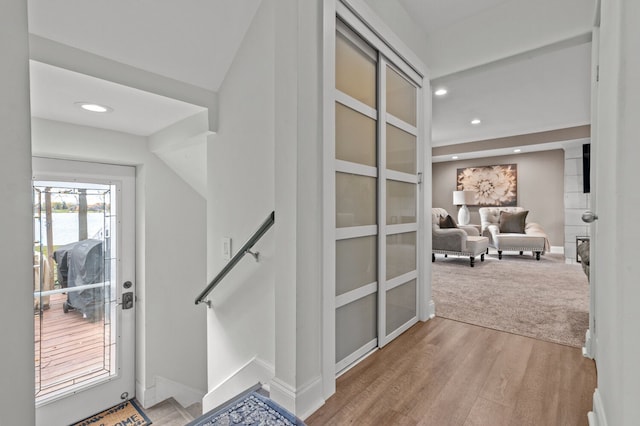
[32,158,135,426]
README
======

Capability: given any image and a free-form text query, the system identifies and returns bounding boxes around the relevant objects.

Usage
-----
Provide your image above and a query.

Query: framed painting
[456,164,517,206]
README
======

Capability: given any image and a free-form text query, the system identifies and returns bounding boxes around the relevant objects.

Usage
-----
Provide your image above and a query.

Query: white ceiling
[27,0,261,136]
[28,0,262,92]
[398,0,512,35]
[30,61,206,136]
[26,0,592,152]
[431,41,592,146]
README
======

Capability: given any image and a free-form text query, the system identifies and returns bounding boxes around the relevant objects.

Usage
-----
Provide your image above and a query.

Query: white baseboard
[583,329,595,359]
[136,380,154,409]
[202,357,275,413]
[588,389,608,426]
[427,300,436,320]
[269,377,296,413]
[270,376,324,420]
[137,376,205,409]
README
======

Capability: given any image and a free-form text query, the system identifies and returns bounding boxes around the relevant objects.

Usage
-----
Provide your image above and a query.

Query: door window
[33,182,117,402]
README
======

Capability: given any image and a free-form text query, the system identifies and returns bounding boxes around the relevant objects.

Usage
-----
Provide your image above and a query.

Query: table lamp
[453,190,475,225]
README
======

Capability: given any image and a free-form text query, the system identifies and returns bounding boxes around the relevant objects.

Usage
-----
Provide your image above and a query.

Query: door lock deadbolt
[122,292,134,310]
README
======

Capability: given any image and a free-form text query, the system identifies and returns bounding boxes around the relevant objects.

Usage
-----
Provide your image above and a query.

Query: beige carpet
[431,252,589,348]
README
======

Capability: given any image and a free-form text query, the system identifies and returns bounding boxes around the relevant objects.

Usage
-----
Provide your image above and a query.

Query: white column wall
[202,1,324,417]
[592,0,640,424]
[270,0,324,418]
[0,1,35,423]
[204,0,277,403]
[271,0,299,407]
[31,118,208,408]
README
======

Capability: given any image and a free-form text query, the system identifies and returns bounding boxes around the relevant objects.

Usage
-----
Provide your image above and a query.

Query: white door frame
[33,157,136,426]
[581,18,600,361]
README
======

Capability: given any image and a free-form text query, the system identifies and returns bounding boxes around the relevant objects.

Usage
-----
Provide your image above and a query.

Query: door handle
[582,211,598,223]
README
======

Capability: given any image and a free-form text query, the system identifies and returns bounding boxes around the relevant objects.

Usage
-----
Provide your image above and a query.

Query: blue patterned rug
[188,389,305,426]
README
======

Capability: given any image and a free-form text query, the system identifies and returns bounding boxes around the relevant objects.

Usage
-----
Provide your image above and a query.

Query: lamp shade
[453,190,475,206]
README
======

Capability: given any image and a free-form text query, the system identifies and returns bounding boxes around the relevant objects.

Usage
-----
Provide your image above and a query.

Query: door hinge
[417,172,423,184]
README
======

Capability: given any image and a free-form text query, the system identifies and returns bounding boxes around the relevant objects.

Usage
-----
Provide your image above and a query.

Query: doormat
[188,391,305,426]
[71,399,152,426]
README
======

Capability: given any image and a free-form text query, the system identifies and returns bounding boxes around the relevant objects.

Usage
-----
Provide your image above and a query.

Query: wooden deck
[34,293,113,400]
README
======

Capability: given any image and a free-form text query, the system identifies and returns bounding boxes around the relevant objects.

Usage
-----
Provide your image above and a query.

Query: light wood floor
[140,398,201,425]
[306,317,596,426]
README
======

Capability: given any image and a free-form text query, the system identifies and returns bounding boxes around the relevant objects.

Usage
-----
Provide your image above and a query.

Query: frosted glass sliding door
[380,62,419,346]
[334,26,379,372]
[334,19,422,373]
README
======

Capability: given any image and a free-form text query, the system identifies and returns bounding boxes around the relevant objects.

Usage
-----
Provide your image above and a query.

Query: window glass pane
[386,232,416,280]
[386,279,416,335]
[336,236,377,296]
[336,102,376,167]
[386,66,416,126]
[33,183,116,401]
[336,172,376,228]
[335,293,377,364]
[386,180,416,225]
[387,123,416,174]
[336,32,376,108]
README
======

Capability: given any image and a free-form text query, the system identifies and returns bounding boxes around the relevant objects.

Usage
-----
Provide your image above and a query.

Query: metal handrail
[195,211,275,306]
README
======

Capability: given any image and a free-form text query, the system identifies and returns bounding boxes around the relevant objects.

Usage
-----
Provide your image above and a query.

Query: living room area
[428,29,593,350]
[431,146,591,349]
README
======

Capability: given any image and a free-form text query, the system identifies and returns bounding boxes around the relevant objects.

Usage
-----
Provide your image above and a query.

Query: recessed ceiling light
[452,156,459,160]
[434,88,448,96]
[470,118,481,125]
[514,149,522,153]
[75,102,113,113]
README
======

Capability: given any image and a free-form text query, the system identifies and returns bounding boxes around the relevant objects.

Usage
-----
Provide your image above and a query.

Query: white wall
[0,1,35,424]
[31,118,208,408]
[363,0,429,62]
[424,0,594,78]
[203,0,326,418]
[205,0,276,403]
[432,150,566,247]
[591,0,640,424]
[271,0,324,417]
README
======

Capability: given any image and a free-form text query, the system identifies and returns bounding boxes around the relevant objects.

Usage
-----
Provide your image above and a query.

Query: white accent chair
[479,206,549,260]
[432,208,489,267]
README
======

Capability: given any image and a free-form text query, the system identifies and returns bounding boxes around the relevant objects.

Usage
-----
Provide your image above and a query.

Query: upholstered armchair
[432,208,489,267]
[479,206,549,260]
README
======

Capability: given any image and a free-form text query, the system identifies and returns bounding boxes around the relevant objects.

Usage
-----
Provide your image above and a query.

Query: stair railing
[195,211,275,307]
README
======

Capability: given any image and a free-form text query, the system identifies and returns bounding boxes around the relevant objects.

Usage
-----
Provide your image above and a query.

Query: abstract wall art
[456,164,517,206]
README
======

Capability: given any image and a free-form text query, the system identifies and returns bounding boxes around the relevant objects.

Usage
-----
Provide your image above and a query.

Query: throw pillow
[499,210,528,233]
[439,214,458,229]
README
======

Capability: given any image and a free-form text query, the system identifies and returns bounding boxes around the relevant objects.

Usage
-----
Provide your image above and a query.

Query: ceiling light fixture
[452,156,459,160]
[470,118,481,125]
[75,102,113,113]
[514,149,522,153]
[434,88,448,96]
